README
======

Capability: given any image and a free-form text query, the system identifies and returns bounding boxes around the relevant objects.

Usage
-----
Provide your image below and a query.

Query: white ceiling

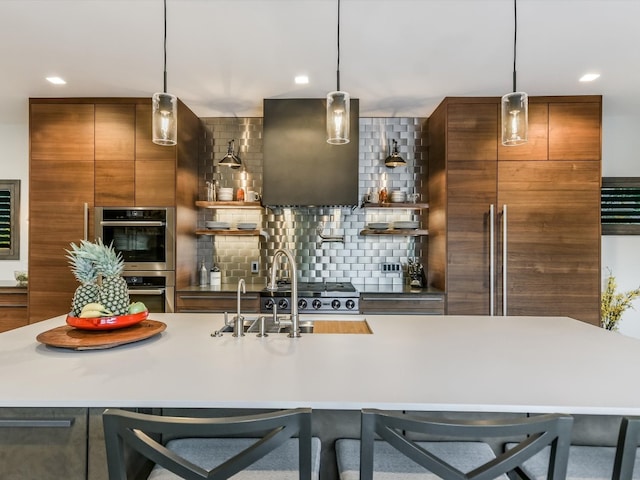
[0,0,636,124]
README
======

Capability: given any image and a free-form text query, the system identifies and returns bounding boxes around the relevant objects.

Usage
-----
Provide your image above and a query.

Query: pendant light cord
[163,0,168,94]
[336,0,341,91]
[512,0,517,93]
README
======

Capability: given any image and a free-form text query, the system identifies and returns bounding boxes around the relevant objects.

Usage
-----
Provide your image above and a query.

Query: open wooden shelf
[196,229,261,236]
[361,202,429,209]
[196,201,262,209]
[360,229,429,236]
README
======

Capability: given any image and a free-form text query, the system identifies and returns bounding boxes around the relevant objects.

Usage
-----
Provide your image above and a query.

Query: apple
[128,302,147,314]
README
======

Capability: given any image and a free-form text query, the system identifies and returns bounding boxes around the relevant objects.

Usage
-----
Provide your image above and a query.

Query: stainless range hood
[262,98,359,207]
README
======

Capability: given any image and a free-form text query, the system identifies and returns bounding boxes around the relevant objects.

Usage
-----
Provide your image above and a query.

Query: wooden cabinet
[428,96,601,325]
[176,290,260,313]
[29,102,95,322]
[29,98,201,322]
[94,104,136,206]
[359,292,444,315]
[0,286,28,332]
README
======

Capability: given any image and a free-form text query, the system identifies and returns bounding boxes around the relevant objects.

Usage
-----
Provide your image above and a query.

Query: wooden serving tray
[36,319,166,350]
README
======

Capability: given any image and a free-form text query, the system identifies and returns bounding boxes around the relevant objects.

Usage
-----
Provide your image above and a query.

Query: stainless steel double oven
[95,207,175,313]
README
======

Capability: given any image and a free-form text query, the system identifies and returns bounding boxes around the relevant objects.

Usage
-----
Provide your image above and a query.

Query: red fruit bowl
[66,310,149,331]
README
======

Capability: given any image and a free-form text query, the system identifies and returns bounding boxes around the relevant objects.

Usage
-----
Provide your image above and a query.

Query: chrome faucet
[267,248,301,338]
[234,278,246,337]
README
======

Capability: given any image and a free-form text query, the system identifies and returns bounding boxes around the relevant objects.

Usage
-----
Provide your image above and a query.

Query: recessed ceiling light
[294,75,309,85]
[579,73,600,82]
[46,76,66,85]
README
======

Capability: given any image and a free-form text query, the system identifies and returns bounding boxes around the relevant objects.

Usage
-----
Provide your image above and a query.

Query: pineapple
[92,239,130,316]
[66,240,100,316]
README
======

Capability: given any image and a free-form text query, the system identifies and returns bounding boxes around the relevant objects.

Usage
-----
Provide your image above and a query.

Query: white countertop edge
[2,313,640,416]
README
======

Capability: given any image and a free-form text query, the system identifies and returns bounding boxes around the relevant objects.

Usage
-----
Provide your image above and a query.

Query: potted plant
[601,269,640,331]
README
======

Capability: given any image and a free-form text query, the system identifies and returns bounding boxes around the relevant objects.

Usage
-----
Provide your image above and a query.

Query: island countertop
[1,313,639,415]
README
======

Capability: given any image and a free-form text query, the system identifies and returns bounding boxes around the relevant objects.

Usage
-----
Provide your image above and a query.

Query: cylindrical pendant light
[501,0,528,146]
[152,0,177,146]
[327,0,350,145]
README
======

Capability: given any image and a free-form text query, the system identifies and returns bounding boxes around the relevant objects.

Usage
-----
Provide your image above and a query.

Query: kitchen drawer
[360,293,445,315]
[0,407,87,479]
[176,292,260,313]
[0,288,28,332]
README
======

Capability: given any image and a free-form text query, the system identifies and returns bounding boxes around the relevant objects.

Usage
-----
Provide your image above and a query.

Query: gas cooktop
[260,281,359,313]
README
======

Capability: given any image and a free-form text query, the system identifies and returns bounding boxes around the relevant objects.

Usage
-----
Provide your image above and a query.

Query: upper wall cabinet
[446,100,498,161]
[549,101,601,161]
[95,104,136,206]
[498,96,602,162]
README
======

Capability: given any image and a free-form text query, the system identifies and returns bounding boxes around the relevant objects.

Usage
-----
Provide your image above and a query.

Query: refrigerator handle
[503,204,508,316]
[83,202,89,241]
[490,204,495,316]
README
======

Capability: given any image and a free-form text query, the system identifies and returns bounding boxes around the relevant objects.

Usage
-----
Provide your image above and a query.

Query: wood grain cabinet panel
[135,159,176,206]
[0,287,28,332]
[549,102,601,161]
[498,102,549,161]
[176,291,260,313]
[447,102,498,161]
[445,160,497,315]
[134,104,177,206]
[135,103,177,162]
[30,102,95,323]
[497,161,601,324]
[95,104,136,206]
[30,103,95,161]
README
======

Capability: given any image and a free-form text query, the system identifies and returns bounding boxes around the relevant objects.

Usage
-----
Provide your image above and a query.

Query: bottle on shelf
[210,264,221,288]
[236,188,245,201]
[379,187,388,204]
[199,259,208,286]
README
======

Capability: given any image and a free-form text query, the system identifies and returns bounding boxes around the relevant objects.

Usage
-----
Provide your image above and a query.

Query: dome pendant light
[152,0,177,146]
[501,0,528,146]
[327,0,350,145]
[385,139,406,168]
[218,139,243,169]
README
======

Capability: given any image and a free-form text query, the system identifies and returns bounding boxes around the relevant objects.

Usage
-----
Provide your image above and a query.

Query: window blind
[601,177,640,235]
[0,180,19,259]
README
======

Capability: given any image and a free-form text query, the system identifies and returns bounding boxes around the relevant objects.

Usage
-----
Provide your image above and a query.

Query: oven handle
[128,289,165,295]
[100,220,165,227]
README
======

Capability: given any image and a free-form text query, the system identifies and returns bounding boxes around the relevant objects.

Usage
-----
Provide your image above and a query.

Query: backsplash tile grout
[197,116,427,288]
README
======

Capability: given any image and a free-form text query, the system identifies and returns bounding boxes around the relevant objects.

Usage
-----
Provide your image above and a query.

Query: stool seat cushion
[336,438,508,480]
[504,442,640,480]
[148,437,321,480]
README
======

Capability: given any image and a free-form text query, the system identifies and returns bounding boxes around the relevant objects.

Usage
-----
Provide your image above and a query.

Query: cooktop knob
[312,299,322,310]
[298,299,307,310]
[331,299,341,310]
[264,299,274,310]
[345,299,356,310]
[278,299,289,310]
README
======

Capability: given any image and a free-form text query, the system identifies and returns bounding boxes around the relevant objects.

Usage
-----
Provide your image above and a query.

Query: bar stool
[505,416,640,480]
[335,409,573,480]
[103,407,320,480]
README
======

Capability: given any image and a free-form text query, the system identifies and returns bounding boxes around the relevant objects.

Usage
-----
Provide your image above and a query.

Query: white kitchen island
[0,313,638,415]
[1,313,639,480]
